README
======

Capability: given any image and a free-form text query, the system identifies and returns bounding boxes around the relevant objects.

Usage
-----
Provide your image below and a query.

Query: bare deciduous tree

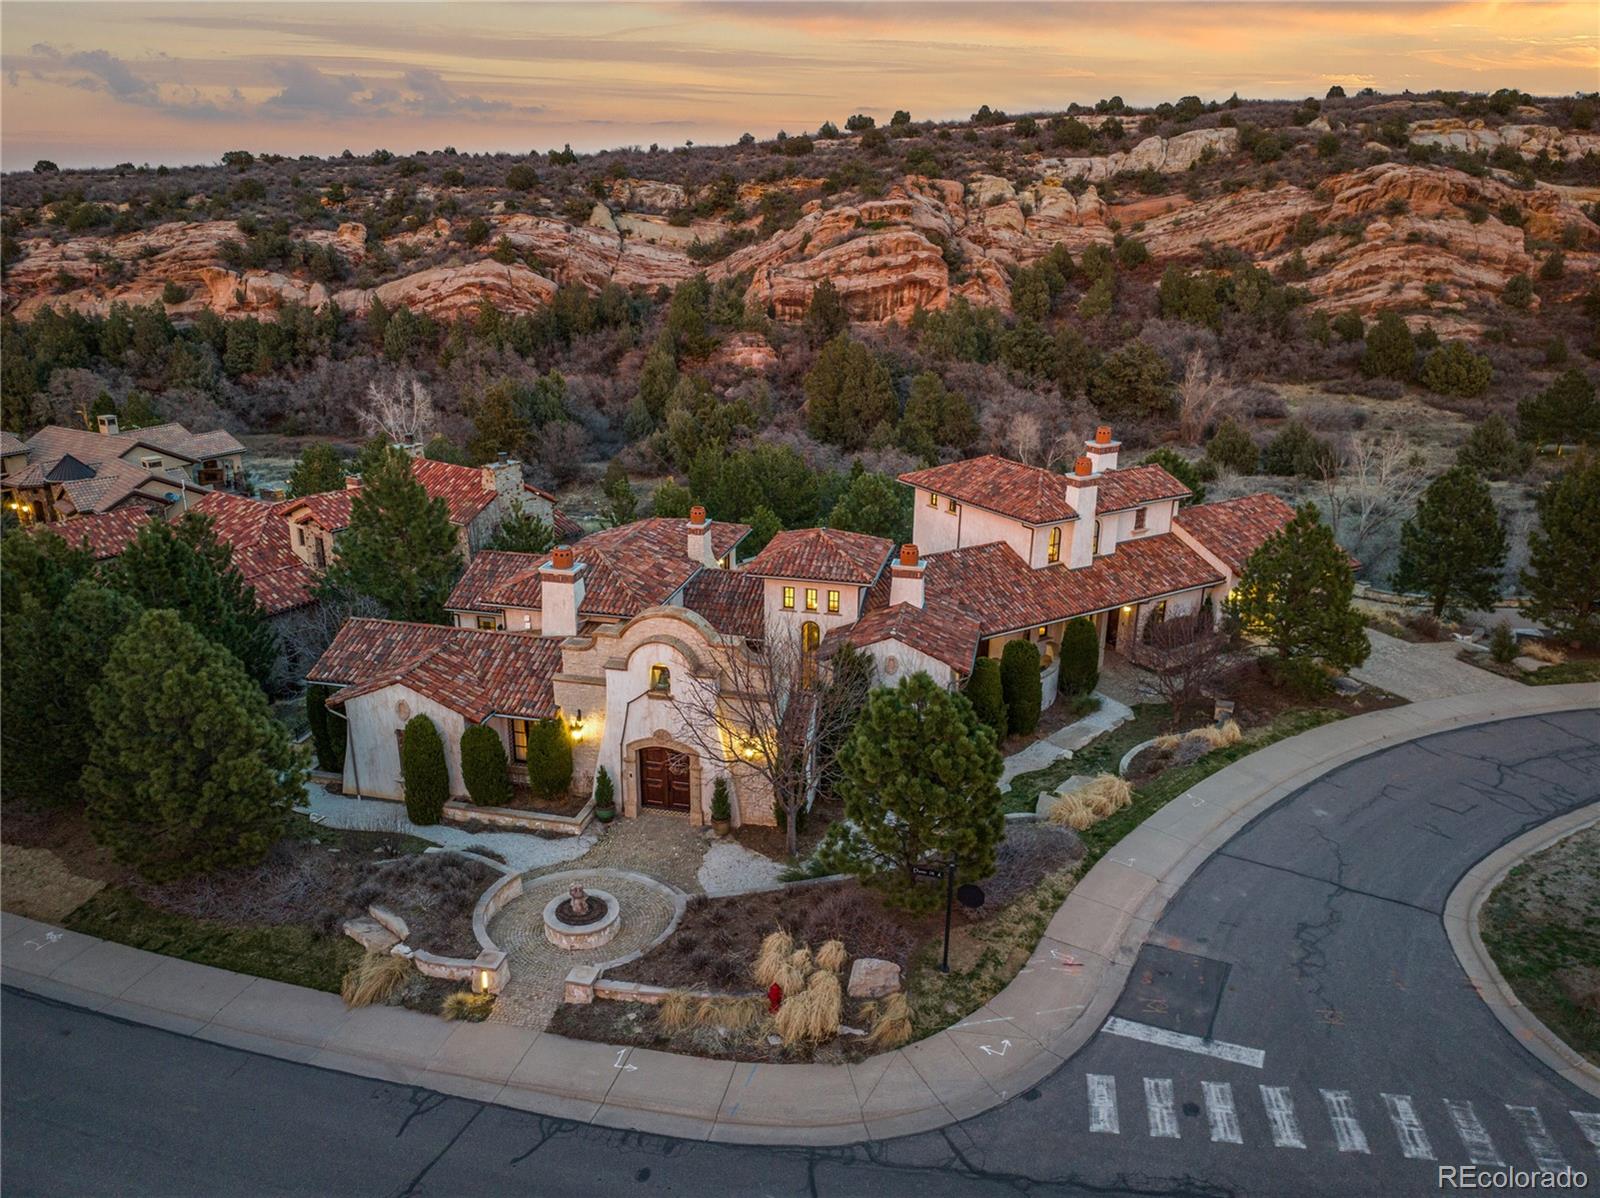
[668,634,873,856]
[1317,430,1428,572]
[1175,350,1235,445]
[1145,609,1227,725]
[274,593,384,691]
[357,372,436,447]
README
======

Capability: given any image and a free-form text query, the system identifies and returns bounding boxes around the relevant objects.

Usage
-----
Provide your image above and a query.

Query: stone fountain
[542,884,620,950]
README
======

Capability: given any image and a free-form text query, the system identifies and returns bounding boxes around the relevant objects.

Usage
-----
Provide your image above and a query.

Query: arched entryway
[638,746,692,812]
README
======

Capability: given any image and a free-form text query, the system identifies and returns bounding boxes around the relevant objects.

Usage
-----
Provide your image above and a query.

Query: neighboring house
[185,491,319,618]
[310,428,1296,830]
[277,453,582,570]
[0,414,244,524]
[22,507,153,560]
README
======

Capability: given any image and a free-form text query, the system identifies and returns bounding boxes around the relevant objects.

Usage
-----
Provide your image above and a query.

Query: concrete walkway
[5,683,1592,1145]
[1351,628,1521,703]
[300,782,597,873]
[998,691,1133,788]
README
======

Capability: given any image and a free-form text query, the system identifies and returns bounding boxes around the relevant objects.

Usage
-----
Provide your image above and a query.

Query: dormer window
[1047,526,1062,564]
[650,665,671,693]
[1133,506,1148,531]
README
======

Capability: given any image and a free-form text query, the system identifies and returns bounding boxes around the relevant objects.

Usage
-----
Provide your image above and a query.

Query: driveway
[1352,628,1521,702]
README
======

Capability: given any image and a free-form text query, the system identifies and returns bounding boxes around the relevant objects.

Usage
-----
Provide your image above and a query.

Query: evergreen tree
[1456,413,1532,478]
[1140,449,1208,505]
[1392,466,1508,618]
[108,515,279,688]
[1226,504,1369,686]
[320,446,462,623]
[1088,341,1174,419]
[1059,617,1101,696]
[651,478,692,518]
[1000,639,1043,734]
[485,501,556,554]
[1517,368,1600,446]
[601,459,638,526]
[287,443,347,498]
[828,466,911,543]
[0,527,95,622]
[1419,341,1493,398]
[1261,421,1335,478]
[964,657,1008,739]
[802,279,849,346]
[84,610,303,881]
[1205,417,1259,474]
[423,435,472,466]
[898,371,977,459]
[305,683,345,772]
[524,718,574,801]
[460,724,512,808]
[818,673,1004,910]
[636,338,679,425]
[1360,312,1415,380]
[804,335,897,450]
[1521,454,1600,646]
[468,379,531,463]
[744,504,783,556]
[400,714,449,824]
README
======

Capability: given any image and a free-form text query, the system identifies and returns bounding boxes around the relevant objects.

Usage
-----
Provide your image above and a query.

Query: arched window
[801,621,820,685]
[1047,526,1062,563]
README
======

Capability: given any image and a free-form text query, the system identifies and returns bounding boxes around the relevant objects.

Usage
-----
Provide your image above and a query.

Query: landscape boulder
[847,957,902,999]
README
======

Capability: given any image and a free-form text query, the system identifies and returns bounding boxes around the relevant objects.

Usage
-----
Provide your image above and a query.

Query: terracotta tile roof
[446,549,542,612]
[28,508,152,560]
[310,618,562,722]
[280,488,355,532]
[188,491,317,615]
[831,602,982,676]
[1093,464,1192,512]
[56,458,198,515]
[744,527,893,585]
[899,455,1080,525]
[683,569,765,639]
[1173,492,1298,576]
[278,459,579,537]
[922,534,1223,636]
[449,543,697,619]
[581,516,750,562]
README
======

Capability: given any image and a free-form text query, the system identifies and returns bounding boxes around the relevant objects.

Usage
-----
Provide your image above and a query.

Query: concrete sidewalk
[5,682,1594,1145]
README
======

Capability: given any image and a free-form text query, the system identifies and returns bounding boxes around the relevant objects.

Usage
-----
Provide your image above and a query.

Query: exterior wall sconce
[567,709,585,741]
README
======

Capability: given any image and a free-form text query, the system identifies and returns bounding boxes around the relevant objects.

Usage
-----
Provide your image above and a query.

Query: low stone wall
[335,790,594,835]
[563,966,748,1007]
[471,871,524,953]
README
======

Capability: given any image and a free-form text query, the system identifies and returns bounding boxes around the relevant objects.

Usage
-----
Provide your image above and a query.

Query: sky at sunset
[2,2,1596,170]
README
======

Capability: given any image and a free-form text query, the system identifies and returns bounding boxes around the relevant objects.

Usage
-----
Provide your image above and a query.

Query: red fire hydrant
[767,982,783,1013]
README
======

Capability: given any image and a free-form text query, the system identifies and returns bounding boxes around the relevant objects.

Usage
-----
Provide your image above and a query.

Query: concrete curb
[1442,804,1600,1099]
[4,682,1594,1145]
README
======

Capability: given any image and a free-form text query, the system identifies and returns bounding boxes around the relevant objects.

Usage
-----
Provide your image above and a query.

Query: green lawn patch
[1521,659,1600,687]
[64,887,360,994]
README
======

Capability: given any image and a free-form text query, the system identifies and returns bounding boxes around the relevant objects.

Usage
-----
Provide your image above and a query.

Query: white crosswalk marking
[1202,1081,1243,1145]
[1444,1100,1504,1167]
[1260,1086,1306,1149]
[1087,1074,1119,1134]
[1507,1105,1566,1171]
[1320,1090,1370,1154]
[1381,1094,1435,1160]
[1145,1077,1179,1139]
[1572,1111,1600,1160]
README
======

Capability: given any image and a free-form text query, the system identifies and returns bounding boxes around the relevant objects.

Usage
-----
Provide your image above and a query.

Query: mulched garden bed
[502,785,590,818]
[732,792,843,864]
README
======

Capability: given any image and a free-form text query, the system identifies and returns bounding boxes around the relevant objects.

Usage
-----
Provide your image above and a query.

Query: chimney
[345,475,362,491]
[1085,425,1120,473]
[393,441,423,458]
[686,504,716,567]
[482,454,523,498]
[538,546,586,638]
[889,543,925,609]
[1063,456,1098,569]
[97,413,119,437]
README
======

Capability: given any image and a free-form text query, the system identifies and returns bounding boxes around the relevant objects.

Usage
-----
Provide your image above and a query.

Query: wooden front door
[639,747,692,812]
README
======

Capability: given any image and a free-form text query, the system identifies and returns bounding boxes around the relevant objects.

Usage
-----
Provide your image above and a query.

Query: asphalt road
[6,710,1599,1198]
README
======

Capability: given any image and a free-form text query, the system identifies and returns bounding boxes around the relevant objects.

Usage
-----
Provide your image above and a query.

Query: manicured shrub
[711,778,732,823]
[305,683,345,773]
[1000,639,1043,735]
[401,714,449,825]
[594,765,615,812]
[965,656,1008,739]
[1059,617,1101,697]
[460,724,511,808]
[523,717,573,802]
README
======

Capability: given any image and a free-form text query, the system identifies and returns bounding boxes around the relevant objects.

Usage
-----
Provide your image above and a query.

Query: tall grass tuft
[815,939,848,973]
[657,990,696,1033]
[340,952,411,1008]
[441,991,496,1021]
[753,929,794,988]
[862,992,913,1050]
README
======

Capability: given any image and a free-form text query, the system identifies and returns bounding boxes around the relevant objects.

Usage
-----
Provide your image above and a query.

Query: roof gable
[744,527,893,585]
[1172,492,1298,575]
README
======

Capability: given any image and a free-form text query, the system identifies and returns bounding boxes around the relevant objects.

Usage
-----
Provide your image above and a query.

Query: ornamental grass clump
[861,992,913,1050]
[815,939,848,973]
[753,929,795,988]
[441,991,496,1021]
[788,946,813,975]
[775,970,843,1045]
[656,989,695,1034]
[696,995,764,1033]
[340,952,411,1008]
[1046,773,1134,831]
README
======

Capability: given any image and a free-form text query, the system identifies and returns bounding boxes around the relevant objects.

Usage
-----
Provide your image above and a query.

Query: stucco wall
[861,639,959,690]
[339,684,470,801]
[910,488,1034,561]
[1096,499,1177,557]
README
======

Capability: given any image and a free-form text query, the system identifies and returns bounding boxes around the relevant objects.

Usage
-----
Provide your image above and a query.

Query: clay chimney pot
[1074,456,1093,477]
[689,504,707,525]
[551,545,575,570]
[1095,425,1113,445]
[899,543,919,566]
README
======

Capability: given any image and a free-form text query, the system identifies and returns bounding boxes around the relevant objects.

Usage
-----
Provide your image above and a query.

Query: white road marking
[1260,1086,1306,1149]
[1573,1111,1600,1159]
[1087,1074,1119,1134]
[1320,1090,1370,1154]
[1444,1100,1503,1167]
[1381,1094,1434,1160]
[1102,1017,1266,1068]
[1507,1105,1566,1171]
[612,1048,637,1072]
[1145,1077,1180,1139]
[978,1039,1011,1057]
[1202,1081,1242,1144]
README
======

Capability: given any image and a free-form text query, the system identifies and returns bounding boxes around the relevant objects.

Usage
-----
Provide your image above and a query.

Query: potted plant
[593,766,616,825]
[710,778,732,836]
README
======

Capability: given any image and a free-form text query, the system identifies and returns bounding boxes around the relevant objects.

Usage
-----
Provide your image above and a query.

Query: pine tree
[650,478,692,518]
[820,673,1004,910]
[1455,413,1532,479]
[1140,449,1208,505]
[1059,617,1101,696]
[468,379,531,464]
[287,443,347,498]
[1360,311,1415,380]
[804,335,896,450]
[108,514,279,688]
[828,466,910,543]
[1227,504,1369,686]
[83,610,303,881]
[485,500,555,554]
[636,338,679,425]
[965,657,1008,738]
[320,446,461,623]
[898,371,977,459]
[1000,639,1043,734]
[803,279,848,346]
[1392,466,1508,618]
[1521,454,1600,647]
[601,459,638,526]
[1517,369,1600,447]
[401,714,449,823]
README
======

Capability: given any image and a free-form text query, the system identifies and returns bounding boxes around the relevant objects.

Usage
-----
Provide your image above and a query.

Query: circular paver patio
[487,869,679,1028]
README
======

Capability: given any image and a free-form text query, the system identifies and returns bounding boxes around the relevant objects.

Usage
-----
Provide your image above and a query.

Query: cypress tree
[965,657,1008,739]
[1059,617,1101,697]
[524,718,574,801]
[1000,638,1043,734]
[400,714,449,824]
[305,683,345,772]
[460,724,512,807]
[1392,466,1508,618]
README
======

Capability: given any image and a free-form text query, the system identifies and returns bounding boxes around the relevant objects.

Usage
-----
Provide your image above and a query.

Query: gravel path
[526,810,710,893]
[487,870,679,1029]
[300,783,597,873]
[696,839,785,896]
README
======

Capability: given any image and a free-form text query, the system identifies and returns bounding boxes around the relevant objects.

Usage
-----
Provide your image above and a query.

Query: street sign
[911,865,947,880]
